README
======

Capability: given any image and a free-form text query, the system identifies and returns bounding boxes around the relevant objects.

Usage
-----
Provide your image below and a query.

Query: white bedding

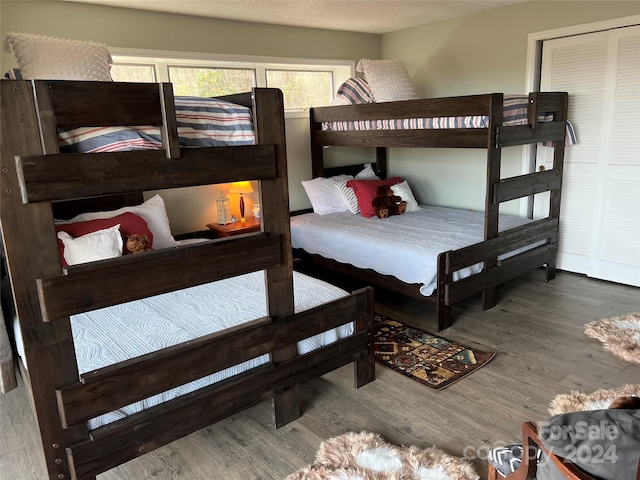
[14,270,352,429]
[290,206,537,296]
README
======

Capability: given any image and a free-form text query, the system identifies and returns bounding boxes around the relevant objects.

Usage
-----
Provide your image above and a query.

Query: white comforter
[290,206,535,296]
[15,271,351,429]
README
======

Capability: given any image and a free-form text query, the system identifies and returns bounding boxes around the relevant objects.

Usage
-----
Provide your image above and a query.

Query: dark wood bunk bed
[0,80,375,480]
[295,92,568,331]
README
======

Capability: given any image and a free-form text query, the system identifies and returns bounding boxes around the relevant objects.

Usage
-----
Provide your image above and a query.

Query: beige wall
[380,1,640,213]
[0,0,380,233]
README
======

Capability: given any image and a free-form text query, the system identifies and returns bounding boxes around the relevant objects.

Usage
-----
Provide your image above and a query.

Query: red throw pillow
[55,212,154,266]
[346,177,403,218]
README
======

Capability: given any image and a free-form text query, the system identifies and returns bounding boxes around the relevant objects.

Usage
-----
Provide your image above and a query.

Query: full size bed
[0,80,374,480]
[294,85,569,331]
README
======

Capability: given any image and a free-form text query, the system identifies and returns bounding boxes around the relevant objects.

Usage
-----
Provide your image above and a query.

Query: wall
[0,0,380,233]
[381,1,640,213]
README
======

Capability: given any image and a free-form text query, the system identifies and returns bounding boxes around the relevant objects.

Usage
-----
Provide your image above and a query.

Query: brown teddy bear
[124,234,152,254]
[372,185,407,218]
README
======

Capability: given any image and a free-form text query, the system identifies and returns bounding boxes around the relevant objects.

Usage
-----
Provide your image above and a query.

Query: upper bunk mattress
[321,94,576,144]
[13,270,351,429]
[322,95,529,130]
[291,206,539,296]
[58,96,255,153]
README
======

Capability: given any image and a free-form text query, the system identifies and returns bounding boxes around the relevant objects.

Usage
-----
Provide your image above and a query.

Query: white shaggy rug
[584,312,640,364]
[548,384,640,416]
[286,431,479,480]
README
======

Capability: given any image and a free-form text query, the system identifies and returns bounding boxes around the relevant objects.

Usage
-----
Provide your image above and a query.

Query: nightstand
[206,217,261,238]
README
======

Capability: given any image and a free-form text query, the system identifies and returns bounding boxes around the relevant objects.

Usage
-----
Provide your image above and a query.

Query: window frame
[110,47,354,118]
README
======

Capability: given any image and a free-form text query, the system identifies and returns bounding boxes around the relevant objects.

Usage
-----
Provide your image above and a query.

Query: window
[266,69,333,110]
[110,48,352,115]
[111,63,156,83]
[168,66,255,97]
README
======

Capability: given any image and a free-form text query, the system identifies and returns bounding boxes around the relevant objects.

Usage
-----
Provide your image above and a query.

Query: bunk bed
[0,80,375,480]
[293,91,569,331]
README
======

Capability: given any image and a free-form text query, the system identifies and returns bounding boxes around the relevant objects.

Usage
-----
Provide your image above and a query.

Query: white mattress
[290,205,537,296]
[13,270,352,429]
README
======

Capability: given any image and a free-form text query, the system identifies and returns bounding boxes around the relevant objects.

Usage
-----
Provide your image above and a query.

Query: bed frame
[0,80,375,480]
[299,92,568,331]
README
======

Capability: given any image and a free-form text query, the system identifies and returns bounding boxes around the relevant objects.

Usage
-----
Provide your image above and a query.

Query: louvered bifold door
[534,25,640,287]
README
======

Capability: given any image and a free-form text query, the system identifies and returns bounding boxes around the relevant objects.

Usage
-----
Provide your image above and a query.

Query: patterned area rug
[584,312,640,364]
[286,431,479,480]
[374,314,495,390]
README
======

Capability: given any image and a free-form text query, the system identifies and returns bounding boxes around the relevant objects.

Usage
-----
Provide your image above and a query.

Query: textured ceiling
[62,0,528,34]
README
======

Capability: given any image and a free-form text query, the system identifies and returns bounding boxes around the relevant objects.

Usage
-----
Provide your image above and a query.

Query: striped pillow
[334,164,380,214]
[335,179,360,213]
[335,77,374,105]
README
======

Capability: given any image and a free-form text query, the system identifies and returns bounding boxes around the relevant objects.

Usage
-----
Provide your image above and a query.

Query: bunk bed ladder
[482,93,504,311]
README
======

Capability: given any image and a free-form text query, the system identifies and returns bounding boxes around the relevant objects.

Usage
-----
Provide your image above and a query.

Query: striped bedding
[323,93,577,145]
[58,96,255,153]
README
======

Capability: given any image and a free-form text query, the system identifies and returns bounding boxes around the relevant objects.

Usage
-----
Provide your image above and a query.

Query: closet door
[535,25,640,287]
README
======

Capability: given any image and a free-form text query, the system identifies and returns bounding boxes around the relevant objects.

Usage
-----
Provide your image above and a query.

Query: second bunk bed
[292,90,569,331]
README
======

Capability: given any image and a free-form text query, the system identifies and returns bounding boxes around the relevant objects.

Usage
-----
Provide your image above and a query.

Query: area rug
[584,312,640,365]
[286,431,479,480]
[548,384,640,415]
[374,314,495,390]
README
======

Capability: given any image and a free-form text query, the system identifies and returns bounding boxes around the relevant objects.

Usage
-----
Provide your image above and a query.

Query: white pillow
[335,164,380,214]
[70,195,180,249]
[356,59,418,103]
[57,224,122,265]
[391,180,421,213]
[301,174,353,215]
[355,164,379,179]
[3,32,112,81]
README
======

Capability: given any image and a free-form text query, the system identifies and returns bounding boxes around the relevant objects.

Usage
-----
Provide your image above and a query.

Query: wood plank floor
[1,269,638,479]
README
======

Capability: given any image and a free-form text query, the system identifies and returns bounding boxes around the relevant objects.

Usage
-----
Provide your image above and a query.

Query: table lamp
[228,181,254,221]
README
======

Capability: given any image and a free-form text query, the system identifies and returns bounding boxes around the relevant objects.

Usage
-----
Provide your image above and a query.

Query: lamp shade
[228,181,254,194]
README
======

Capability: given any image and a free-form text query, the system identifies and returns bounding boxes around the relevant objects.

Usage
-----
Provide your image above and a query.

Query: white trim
[519,14,640,217]
[110,46,355,72]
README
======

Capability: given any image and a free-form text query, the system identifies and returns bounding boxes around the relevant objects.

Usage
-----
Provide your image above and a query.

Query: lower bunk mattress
[290,206,539,296]
[13,270,352,429]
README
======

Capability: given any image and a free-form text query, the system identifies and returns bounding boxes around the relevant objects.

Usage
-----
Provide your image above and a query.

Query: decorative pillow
[356,59,417,103]
[335,164,380,214]
[538,409,640,480]
[69,195,178,250]
[391,180,421,213]
[55,212,153,266]
[355,164,379,179]
[346,177,403,218]
[57,224,123,266]
[334,77,374,105]
[3,32,112,81]
[301,174,353,215]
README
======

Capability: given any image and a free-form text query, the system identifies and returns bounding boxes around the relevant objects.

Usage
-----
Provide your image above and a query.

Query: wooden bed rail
[37,234,280,321]
[16,145,277,203]
[55,287,372,429]
[67,329,372,479]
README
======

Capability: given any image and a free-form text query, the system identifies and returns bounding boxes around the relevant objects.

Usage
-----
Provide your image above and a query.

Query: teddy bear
[124,234,152,254]
[371,185,407,218]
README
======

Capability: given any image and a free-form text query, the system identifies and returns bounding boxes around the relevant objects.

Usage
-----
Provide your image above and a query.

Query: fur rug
[584,312,640,364]
[548,384,640,415]
[286,431,479,480]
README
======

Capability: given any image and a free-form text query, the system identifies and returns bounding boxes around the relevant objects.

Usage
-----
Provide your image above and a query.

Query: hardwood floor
[1,269,638,479]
